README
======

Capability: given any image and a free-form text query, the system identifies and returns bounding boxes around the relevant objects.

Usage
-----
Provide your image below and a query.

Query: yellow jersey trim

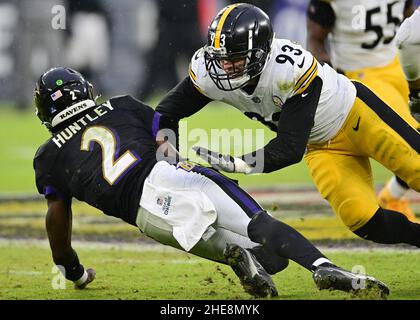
[294,58,318,94]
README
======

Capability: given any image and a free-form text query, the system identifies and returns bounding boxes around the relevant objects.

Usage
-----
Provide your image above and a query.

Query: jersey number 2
[80,126,139,185]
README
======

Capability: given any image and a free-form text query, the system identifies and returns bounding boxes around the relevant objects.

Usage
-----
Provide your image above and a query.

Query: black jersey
[33,95,160,226]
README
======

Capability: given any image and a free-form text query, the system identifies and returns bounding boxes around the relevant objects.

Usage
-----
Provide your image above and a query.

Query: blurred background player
[306,0,418,221]
[137,0,203,100]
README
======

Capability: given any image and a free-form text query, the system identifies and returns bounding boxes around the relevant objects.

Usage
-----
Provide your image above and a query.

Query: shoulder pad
[188,48,214,98]
[271,39,319,97]
[109,95,144,107]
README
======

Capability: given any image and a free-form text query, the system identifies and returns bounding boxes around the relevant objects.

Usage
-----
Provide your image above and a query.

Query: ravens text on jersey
[51,101,114,148]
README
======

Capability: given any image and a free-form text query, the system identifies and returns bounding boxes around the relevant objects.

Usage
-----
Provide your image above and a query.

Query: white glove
[192,146,253,174]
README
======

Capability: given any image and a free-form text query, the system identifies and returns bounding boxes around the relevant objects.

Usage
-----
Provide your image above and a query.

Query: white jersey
[189,38,356,144]
[328,0,407,71]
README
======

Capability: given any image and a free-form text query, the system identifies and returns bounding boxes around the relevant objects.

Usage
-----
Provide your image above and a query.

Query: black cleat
[313,265,390,299]
[224,243,278,298]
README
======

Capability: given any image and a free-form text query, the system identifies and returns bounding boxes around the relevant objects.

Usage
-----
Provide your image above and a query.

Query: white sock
[388,176,408,199]
[312,257,333,269]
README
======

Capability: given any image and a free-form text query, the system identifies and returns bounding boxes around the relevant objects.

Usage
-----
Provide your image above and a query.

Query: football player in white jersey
[306,0,418,221]
[156,3,420,249]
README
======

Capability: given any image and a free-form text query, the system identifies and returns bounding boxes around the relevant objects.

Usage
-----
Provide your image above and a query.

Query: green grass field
[1,241,419,300]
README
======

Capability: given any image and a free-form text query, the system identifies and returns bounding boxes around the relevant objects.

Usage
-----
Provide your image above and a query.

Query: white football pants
[136,161,262,262]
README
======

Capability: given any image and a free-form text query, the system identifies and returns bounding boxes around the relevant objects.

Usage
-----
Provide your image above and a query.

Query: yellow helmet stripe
[214,4,240,48]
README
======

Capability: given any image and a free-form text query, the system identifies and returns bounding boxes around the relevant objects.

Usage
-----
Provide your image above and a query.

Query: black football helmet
[204,3,274,91]
[34,67,95,131]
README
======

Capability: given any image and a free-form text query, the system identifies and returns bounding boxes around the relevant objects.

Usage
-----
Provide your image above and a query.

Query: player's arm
[306,0,335,67]
[243,77,323,173]
[46,196,95,289]
[155,76,212,148]
[404,0,414,18]
[195,77,323,174]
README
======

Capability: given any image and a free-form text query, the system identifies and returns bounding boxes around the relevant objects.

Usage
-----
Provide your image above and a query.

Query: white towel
[139,178,217,251]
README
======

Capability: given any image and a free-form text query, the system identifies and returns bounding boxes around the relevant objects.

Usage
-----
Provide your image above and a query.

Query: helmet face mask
[204,46,268,90]
[204,3,274,91]
[34,67,95,132]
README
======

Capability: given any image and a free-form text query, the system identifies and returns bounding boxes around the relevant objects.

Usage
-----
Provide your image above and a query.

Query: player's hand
[193,146,236,172]
[75,268,96,289]
[192,146,254,174]
[409,97,420,122]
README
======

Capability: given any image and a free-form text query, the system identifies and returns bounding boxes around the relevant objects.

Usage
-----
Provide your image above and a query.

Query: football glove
[409,89,420,122]
[192,146,253,174]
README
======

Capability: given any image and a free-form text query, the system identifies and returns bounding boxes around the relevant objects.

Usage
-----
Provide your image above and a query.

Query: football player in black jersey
[33,67,389,298]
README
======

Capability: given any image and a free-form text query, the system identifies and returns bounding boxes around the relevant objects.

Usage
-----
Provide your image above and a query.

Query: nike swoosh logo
[297,57,305,68]
[352,117,361,131]
[301,92,309,98]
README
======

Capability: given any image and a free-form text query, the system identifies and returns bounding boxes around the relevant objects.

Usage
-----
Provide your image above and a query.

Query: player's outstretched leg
[223,243,278,298]
[312,263,390,299]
